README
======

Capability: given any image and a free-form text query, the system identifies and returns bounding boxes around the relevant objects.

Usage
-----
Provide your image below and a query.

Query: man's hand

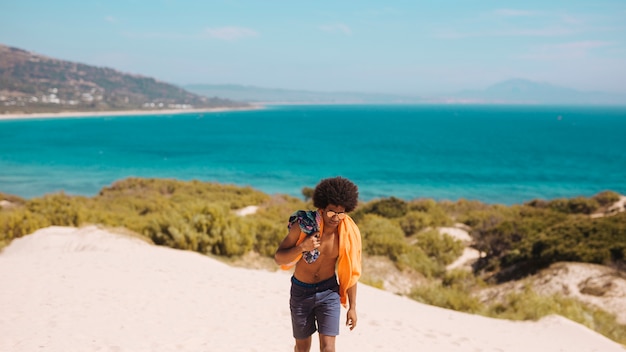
[299,232,320,252]
[346,308,357,330]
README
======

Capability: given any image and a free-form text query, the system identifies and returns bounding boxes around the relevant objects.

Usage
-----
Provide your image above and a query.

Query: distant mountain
[0,44,246,114]
[443,79,626,105]
[184,84,425,104]
[186,80,626,106]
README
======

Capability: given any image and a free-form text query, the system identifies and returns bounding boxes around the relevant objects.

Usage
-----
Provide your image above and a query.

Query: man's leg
[315,286,340,352]
[294,337,312,352]
[291,282,316,351]
[319,334,336,352]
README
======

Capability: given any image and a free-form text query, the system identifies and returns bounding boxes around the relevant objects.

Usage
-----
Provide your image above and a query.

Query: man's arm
[346,283,358,330]
[274,224,318,265]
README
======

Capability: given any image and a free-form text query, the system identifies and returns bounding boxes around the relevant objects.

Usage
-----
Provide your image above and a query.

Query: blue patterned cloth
[288,210,321,264]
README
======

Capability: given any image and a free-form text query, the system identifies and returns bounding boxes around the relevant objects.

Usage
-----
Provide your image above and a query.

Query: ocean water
[1,104,625,205]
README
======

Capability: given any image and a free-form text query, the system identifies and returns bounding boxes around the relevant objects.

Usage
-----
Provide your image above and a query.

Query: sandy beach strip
[0,225,624,352]
[0,105,263,121]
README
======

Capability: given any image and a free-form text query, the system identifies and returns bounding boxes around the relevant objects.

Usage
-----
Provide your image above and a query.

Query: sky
[1,0,626,95]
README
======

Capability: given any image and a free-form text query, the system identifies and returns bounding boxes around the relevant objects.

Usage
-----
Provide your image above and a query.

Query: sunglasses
[326,210,347,219]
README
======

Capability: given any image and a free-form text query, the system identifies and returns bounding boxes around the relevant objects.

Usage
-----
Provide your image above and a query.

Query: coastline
[0,104,264,121]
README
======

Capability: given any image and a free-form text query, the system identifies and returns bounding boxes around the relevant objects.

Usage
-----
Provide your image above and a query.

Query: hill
[0,44,246,114]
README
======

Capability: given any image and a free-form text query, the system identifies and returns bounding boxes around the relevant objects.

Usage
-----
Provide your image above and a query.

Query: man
[275,176,362,352]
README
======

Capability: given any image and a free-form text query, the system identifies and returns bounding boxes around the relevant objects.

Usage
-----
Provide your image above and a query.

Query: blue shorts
[289,275,341,339]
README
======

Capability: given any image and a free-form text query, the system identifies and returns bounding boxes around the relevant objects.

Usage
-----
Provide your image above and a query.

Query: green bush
[395,246,442,278]
[364,197,408,218]
[458,207,509,230]
[397,211,433,235]
[301,187,314,201]
[545,197,600,214]
[219,221,255,256]
[252,218,286,257]
[26,193,90,226]
[408,199,453,227]
[414,229,464,266]
[523,212,626,267]
[469,205,569,279]
[359,214,446,277]
[593,191,621,207]
[0,208,51,248]
[441,269,483,290]
[409,282,482,313]
[359,214,406,257]
[484,287,626,345]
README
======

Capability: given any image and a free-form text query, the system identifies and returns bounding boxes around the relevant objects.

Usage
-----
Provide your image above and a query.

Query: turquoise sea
[1,105,625,205]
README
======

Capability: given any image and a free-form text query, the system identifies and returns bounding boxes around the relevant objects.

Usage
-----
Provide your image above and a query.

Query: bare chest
[295,231,340,282]
[318,231,339,259]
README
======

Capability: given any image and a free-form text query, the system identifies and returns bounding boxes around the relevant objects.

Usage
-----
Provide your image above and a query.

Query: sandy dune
[0,226,623,352]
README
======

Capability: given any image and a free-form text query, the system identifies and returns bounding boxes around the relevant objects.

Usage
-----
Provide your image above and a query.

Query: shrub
[408,199,453,226]
[395,246,442,278]
[523,212,626,267]
[358,214,441,276]
[414,229,464,266]
[409,282,482,313]
[301,187,314,201]
[0,208,51,248]
[252,218,285,257]
[442,269,483,290]
[190,204,254,256]
[359,214,406,258]
[365,197,408,218]
[26,193,90,226]
[458,208,507,230]
[438,198,492,220]
[593,191,621,207]
[470,205,568,279]
[483,286,626,345]
[397,211,433,236]
[546,197,600,214]
[219,221,255,256]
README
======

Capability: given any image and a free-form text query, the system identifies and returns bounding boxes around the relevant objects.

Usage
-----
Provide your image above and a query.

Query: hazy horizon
[1,1,626,95]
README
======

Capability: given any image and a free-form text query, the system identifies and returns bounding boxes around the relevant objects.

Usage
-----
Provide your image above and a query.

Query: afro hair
[312,176,359,212]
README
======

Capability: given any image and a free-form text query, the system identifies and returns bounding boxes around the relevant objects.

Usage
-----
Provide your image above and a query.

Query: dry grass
[361,255,427,294]
[477,262,626,325]
[221,250,281,272]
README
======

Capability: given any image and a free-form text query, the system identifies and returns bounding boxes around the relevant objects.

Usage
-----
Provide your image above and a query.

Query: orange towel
[281,212,362,307]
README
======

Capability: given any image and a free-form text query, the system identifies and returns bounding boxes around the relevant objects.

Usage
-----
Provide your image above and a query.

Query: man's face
[322,204,346,229]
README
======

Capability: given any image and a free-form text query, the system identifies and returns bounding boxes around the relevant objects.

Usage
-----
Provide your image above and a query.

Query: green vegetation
[411,282,626,345]
[410,269,484,313]
[465,202,626,282]
[1,178,624,344]
[0,178,276,255]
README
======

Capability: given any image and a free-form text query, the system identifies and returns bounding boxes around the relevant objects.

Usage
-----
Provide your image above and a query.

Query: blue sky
[1,0,625,94]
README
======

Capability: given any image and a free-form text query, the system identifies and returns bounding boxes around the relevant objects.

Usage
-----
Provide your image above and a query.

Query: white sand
[446,247,482,271]
[438,226,473,244]
[439,225,482,271]
[235,205,260,216]
[0,105,263,121]
[0,226,624,352]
